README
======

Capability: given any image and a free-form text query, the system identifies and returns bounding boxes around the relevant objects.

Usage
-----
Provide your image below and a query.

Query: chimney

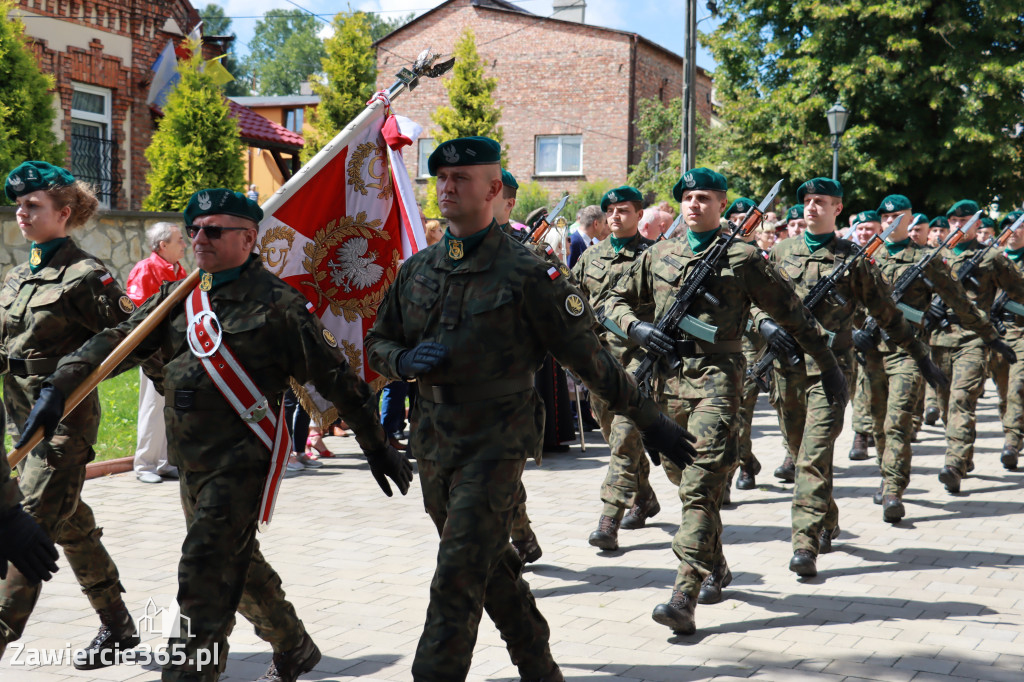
[552,0,585,23]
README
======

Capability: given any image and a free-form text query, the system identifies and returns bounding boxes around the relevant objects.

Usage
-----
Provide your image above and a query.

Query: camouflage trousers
[867,351,925,495]
[737,371,761,470]
[774,356,852,555]
[924,345,940,414]
[163,463,306,682]
[931,344,988,475]
[509,480,533,542]
[590,394,652,518]
[0,437,124,647]
[658,392,737,598]
[851,349,886,436]
[989,334,1024,448]
[414,457,553,682]
[912,373,926,431]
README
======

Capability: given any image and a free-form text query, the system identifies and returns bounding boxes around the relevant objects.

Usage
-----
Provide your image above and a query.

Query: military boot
[774,456,795,483]
[924,406,940,426]
[73,601,141,670]
[818,526,840,554]
[257,632,321,682]
[736,456,761,490]
[651,590,696,635]
[849,432,870,461]
[621,491,661,530]
[588,515,619,550]
[521,663,565,682]
[789,550,817,577]
[938,465,961,493]
[697,560,733,605]
[1001,444,1019,471]
[872,481,884,505]
[512,530,543,564]
[882,493,905,523]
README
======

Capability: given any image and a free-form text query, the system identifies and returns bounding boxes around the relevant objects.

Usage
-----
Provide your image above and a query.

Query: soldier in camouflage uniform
[848,211,884,462]
[990,211,1024,470]
[21,188,412,682]
[0,162,144,668]
[924,217,952,426]
[853,195,998,523]
[571,186,657,550]
[757,178,945,577]
[928,200,1024,494]
[365,136,696,681]
[603,168,845,634]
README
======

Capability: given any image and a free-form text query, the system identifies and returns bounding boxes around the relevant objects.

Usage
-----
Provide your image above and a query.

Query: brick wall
[376,0,713,203]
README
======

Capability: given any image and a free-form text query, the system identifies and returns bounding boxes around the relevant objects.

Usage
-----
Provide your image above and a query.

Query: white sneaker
[295,453,322,469]
[286,454,305,474]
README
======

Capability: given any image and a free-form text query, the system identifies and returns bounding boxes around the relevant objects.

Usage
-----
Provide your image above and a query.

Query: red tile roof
[227,100,304,150]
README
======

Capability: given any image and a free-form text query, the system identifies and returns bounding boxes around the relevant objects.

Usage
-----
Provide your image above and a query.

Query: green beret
[877,194,912,214]
[912,212,929,226]
[672,167,728,202]
[184,188,263,226]
[852,210,880,226]
[600,185,644,212]
[1000,211,1023,231]
[427,136,501,176]
[786,204,805,222]
[500,168,518,190]
[929,216,950,229]
[980,217,996,230]
[796,177,843,203]
[946,199,979,218]
[5,161,75,201]
[725,197,756,219]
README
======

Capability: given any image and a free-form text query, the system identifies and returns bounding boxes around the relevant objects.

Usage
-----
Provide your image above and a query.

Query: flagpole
[260,50,454,217]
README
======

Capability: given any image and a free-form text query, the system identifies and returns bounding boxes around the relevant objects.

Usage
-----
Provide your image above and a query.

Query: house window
[284,107,304,132]
[417,138,436,178]
[70,83,115,207]
[535,135,582,175]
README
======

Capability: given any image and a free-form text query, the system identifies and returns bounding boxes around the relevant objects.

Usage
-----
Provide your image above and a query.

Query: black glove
[924,298,947,328]
[628,321,674,356]
[14,385,65,450]
[820,365,849,408]
[758,319,797,357]
[0,506,59,584]
[396,342,449,379]
[365,443,413,497]
[987,338,1018,364]
[916,356,949,390]
[852,328,876,354]
[640,413,697,470]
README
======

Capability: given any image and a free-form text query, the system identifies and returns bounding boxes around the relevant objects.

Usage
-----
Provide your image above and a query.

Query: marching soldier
[930,200,1024,493]
[571,185,658,551]
[365,136,697,680]
[848,211,883,462]
[758,178,945,577]
[924,215,953,425]
[991,210,1024,470]
[603,168,845,635]
[20,188,412,682]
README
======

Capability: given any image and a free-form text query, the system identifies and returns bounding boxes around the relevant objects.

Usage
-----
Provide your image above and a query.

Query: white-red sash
[185,286,290,529]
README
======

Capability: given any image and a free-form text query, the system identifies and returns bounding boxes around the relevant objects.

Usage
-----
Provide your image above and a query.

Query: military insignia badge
[885,201,895,211]
[608,191,619,203]
[322,328,338,347]
[565,293,585,317]
[197,191,212,211]
[119,295,135,313]
[442,144,460,165]
[806,181,817,193]
[684,172,695,188]
[448,239,464,260]
[559,264,570,277]
[8,174,24,193]
[200,272,214,291]
[29,248,42,266]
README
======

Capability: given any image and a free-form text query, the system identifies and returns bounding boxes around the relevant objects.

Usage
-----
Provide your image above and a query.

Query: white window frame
[417,138,436,178]
[70,83,113,207]
[534,134,583,176]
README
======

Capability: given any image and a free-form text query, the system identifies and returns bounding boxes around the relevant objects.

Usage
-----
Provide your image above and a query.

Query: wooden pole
[7,269,202,469]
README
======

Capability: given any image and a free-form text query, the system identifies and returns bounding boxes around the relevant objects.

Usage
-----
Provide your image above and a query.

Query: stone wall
[0,207,194,285]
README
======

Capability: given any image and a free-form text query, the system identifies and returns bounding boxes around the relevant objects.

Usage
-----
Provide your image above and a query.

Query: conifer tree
[143,43,245,212]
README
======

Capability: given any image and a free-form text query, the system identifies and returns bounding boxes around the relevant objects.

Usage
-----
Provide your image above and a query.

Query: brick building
[375,0,714,199]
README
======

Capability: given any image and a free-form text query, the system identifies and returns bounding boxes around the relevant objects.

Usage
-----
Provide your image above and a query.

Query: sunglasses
[185,225,251,240]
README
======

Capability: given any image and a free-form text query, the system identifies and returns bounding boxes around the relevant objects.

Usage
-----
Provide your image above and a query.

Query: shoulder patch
[99,272,114,287]
[546,266,561,281]
[559,264,570,277]
[118,295,135,313]
[305,300,315,314]
[322,328,338,348]
[565,293,585,317]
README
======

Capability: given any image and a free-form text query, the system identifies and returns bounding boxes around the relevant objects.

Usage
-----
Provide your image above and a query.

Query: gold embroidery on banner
[258,226,295,276]
[347,141,394,201]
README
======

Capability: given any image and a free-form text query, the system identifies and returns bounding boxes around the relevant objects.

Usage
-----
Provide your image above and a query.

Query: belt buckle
[240,397,269,423]
[174,390,196,410]
[187,310,223,358]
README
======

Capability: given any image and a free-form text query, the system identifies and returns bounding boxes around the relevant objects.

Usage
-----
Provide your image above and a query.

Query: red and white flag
[256,99,426,425]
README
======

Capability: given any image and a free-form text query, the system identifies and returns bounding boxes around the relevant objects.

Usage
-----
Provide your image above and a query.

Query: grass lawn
[4,371,140,463]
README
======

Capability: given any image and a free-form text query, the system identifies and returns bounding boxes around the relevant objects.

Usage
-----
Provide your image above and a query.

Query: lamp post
[680,2,718,173]
[826,102,851,181]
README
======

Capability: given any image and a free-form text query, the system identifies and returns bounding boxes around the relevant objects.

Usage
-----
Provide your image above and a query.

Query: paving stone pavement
[2,385,1023,681]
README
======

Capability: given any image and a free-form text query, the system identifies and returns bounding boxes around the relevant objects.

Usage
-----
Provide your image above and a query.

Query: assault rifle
[747,216,902,392]
[524,194,570,244]
[928,210,1023,331]
[987,212,1024,334]
[631,179,783,396]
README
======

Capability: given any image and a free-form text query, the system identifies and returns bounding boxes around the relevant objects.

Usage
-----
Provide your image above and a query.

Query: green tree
[425,28,504,216]
[510,181,549,224]
[199,3,249,96]
[366,11,415,42]
[0,1,64,203]
[704,1,1024,212]
[244,9,325,96]
[143,43,245,212]
[303,10,377,161]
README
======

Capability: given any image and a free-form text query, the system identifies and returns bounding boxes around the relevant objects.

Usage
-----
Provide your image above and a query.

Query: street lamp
[826,102,851,181]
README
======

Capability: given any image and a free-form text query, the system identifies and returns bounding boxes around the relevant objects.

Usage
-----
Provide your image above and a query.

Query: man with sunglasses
[19,188,412,682]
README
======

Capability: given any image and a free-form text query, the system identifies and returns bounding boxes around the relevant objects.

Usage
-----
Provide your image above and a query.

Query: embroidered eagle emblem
[327,237,384,293]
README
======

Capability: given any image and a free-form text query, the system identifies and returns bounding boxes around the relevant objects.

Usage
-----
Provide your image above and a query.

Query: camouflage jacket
[364,221,661,467]
[930,241,1024,348]
[49,254,386,471]
[870,242,997,353]
[0,411,20,514]
[758,234,928,372]
[1,238,136,447]
[604,234,837,399]
[998,255,1024,342]
[572,233,655,367]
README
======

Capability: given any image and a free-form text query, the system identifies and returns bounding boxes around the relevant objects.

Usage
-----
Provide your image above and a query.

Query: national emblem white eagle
[327,237,384,293]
